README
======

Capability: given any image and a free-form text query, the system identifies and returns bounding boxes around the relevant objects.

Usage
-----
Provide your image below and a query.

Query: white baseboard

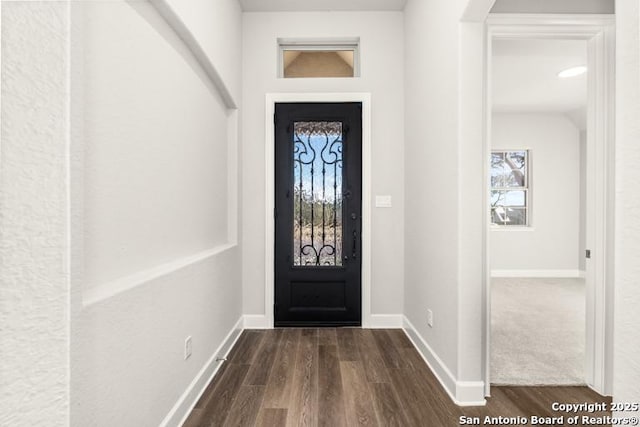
[491,269,582,278]
[402,316,486,406]
[243,314,403,329]
[366,314,404,328]
[243,314,270,329]
[160,316,244,427]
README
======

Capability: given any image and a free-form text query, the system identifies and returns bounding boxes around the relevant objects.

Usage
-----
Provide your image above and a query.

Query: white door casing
[483,14,615,396]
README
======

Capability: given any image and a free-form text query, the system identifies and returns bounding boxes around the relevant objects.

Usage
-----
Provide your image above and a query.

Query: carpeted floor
[491,277,586,385]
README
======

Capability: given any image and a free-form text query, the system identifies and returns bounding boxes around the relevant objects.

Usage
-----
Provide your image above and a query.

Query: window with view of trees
[491,150,529,226]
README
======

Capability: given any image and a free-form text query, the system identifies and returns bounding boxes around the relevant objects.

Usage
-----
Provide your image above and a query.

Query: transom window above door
[491,150,530,226]
[278,38,360,78]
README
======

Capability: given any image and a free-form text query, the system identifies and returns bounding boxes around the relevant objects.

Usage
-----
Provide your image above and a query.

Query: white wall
[70,1,242,426]
[490,113,581,275]
[614,0,640,407]
[404,0,460,378]
[490,0,614,14]
[241,11,405,320]
[81,3,229,290]
[0,3,71,425]
[404,0,485,404]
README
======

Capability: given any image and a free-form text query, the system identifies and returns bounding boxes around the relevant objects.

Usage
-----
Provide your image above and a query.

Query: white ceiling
[239,0,406,12]
[492,39,588,116]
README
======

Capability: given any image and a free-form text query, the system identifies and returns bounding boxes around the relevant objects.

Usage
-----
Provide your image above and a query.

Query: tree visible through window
[491,150,529,226]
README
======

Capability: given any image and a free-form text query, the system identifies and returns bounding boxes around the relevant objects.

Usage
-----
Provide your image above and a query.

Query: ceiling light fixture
[558,65,587,78]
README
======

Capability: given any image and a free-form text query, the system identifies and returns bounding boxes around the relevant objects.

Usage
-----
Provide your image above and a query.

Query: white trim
[83,244,236,306]
[160,316,244,427]
[264,93,372,328]
[490,269,583,278]
[490,226,535,232]
[462,0,498,23]
[486,13,615,27]
[587,20,616,396]
[64,4,74,425]
[484,14,615,397]
[482,21,492,397]
[403,316,486,406]
[243,314,270,329]
[367,314,404,328]
[278,37,360,47]
[455,382,488,406]
[458,19,492,398]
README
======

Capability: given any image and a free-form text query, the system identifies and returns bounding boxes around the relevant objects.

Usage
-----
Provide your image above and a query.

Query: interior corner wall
[0,2,71,425]
[614,0,640,408]
[403,0,462,382]
[241,11,405,320]
[70,1,242,426]
[490,113,581,274]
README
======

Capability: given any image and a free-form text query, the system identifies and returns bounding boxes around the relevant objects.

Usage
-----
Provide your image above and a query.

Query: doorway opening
[489,39,588,385]
[483,15,615,396]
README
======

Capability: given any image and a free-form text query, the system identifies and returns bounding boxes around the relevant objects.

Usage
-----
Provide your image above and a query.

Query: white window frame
[490,149,530,227]
[277,37,361,78]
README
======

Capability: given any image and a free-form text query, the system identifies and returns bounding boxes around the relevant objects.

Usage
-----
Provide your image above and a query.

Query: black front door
[274,102,362,326]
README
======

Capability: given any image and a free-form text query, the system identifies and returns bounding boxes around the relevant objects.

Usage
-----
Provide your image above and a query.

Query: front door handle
[352,230,357,259]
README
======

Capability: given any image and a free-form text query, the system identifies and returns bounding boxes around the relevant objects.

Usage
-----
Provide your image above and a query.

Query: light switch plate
[375,195,392,208]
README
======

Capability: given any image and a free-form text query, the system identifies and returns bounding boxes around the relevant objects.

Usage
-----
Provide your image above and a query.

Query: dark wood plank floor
[183,329,611,427]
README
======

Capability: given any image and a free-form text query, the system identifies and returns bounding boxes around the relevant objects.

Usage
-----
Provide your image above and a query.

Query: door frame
[483,14,615,396]
[264,93,372,328]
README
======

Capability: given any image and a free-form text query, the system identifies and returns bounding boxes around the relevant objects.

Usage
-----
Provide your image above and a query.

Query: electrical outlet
[184,336,192,360]
[427,309,434,328]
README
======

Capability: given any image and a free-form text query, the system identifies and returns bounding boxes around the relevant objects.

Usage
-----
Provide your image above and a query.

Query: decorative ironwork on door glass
[293,121,343,266]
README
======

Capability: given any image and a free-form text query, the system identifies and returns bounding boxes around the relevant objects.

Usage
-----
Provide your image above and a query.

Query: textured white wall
[0,2,70,426]
[490,0,614,14]
[614,0,640,406]
[70,1,242,426]
[490,114,581,273]
[241,11,405,317]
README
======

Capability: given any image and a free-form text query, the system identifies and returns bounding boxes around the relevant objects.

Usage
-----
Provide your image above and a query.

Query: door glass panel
[293,121,343,266]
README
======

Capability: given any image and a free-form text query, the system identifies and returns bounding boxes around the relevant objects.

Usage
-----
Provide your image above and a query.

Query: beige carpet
[491,277,586,385]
